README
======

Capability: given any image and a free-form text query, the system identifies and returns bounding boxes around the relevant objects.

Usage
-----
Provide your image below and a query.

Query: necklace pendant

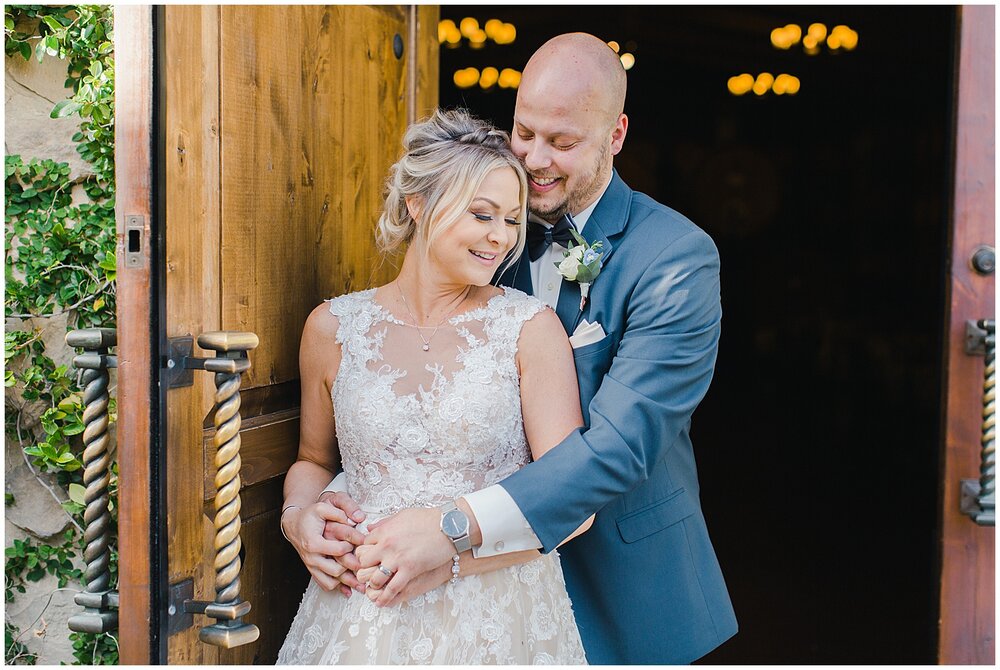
[422,344,430,352]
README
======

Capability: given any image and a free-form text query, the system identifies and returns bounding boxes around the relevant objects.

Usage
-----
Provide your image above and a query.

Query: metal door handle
[65,328,120,634]
[181,331,261,648]
[961,319,995,526]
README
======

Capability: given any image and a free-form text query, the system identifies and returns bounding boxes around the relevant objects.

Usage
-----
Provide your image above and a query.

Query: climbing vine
[4,5,117,665]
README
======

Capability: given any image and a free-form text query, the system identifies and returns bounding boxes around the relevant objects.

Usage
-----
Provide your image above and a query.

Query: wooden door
[115,4,438,663]
[938,4,995,665]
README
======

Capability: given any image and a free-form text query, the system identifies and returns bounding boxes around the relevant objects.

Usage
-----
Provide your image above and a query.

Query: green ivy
[5,5,115,184]
[5,623,38,665]
[4,4,117,665]
[5,156,117,327]
[4,532,83,602]
[70,631,118,666]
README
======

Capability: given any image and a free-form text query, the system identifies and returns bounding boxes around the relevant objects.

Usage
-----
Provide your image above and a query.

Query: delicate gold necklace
[395,282,473,352]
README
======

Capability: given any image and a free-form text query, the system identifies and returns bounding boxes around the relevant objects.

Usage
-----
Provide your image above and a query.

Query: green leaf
[67,483,86,505]
[41,15,61,33]
[5,17,14,31]
[50,99,81,118]
[18,40,30,60]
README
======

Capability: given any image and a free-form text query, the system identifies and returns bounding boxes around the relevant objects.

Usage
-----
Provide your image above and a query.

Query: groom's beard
[528,142,610,222]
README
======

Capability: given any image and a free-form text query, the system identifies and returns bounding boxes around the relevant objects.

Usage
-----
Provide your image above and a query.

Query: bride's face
[428,167,522,286]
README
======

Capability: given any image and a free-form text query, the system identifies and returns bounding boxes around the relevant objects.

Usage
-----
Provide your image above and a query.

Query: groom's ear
[404,195,423,223]
[610,113,628,156]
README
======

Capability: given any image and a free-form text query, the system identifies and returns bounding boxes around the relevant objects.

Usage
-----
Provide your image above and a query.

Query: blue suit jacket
[498,171,737,664]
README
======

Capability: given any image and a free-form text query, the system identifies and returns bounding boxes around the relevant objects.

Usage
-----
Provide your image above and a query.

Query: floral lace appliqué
[276,287,587,665]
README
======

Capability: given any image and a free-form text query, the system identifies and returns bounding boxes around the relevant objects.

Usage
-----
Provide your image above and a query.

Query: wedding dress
[277,286,587,665]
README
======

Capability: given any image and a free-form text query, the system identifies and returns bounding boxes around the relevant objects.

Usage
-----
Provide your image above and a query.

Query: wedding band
[378,566,395,578]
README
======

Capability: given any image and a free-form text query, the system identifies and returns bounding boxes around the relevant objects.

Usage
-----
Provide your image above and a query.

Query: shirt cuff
[463,485,542,558]
[321,471,347,495]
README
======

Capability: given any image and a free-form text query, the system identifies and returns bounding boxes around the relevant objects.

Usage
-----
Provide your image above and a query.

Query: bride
[276,109,589,664]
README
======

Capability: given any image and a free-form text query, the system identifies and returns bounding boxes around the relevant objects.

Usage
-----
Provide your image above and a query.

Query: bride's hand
[360,561,452,607]
[354,507,457,607]
[282,501,367,595]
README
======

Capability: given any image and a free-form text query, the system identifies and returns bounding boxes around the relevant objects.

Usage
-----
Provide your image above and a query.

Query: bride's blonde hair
[376,108,528,273]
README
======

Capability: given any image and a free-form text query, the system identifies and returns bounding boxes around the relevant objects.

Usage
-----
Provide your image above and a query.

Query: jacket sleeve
[500,227,722,552]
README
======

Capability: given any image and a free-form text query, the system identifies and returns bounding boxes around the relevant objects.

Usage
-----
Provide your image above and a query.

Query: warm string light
[453,66,522,90]
[732,21,856,97]
[606,40,635,71]
[728,72,800,96]
[439,18,516,48]
[771,22,858,54]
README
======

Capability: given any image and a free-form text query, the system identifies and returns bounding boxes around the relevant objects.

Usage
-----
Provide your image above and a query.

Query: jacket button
[494,541,505,552]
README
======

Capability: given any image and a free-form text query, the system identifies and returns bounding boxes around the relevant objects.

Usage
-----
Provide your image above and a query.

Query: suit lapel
[554,171,631,332]
[581,170,630,272]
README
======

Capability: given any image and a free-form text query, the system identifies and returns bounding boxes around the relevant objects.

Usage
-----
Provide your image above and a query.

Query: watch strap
[440,501,472,553]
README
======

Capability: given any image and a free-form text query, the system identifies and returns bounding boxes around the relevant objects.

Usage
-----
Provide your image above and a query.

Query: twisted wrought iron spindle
[196,331,260,648]
[65,328,119,634]
[977,319,995,525]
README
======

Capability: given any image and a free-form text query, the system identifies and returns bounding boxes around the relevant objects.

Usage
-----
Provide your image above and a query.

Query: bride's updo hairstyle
[377,108,528,273]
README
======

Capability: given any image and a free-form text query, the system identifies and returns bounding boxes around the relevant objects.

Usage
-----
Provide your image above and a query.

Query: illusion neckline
[366,285,511,328]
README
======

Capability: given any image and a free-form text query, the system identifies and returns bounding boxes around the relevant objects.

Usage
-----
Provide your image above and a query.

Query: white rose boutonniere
[554,229,604,311]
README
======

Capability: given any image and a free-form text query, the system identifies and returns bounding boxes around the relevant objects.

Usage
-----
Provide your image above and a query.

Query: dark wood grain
[938,5,995,665]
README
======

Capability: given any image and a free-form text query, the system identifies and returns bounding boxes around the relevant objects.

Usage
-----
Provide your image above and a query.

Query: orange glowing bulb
[807,23,827,41]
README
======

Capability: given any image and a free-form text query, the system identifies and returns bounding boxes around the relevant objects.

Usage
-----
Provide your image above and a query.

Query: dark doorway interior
[439,6,953,664]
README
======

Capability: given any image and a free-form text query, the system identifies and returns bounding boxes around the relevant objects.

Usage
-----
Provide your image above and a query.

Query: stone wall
[5,50,94,666]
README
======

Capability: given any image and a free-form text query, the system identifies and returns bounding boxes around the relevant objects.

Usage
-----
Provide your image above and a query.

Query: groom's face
[511,86,620,224]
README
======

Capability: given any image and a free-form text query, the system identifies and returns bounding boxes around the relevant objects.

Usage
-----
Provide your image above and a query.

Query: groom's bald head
[519,33,627,130]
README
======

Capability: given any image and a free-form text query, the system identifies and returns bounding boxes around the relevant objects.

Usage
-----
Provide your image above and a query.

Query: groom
[306,33,737,664]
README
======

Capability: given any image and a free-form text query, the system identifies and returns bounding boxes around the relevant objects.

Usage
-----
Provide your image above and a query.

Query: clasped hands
[282,492,457,608]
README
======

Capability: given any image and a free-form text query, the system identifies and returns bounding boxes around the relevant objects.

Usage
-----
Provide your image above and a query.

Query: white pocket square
[569,319,606,349]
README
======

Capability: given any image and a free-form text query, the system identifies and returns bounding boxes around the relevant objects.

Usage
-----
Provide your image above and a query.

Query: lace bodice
[328,286,546,517]
[278,286,587,665]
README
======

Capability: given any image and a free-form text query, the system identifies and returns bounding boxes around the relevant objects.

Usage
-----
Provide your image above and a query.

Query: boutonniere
[555,229,604,311]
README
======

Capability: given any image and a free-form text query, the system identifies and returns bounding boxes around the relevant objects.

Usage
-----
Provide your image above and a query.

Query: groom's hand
[318,491,368,592]
[354,507,459,607]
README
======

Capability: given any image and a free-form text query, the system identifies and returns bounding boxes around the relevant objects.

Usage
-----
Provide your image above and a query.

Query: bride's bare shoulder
[300,300,344,362]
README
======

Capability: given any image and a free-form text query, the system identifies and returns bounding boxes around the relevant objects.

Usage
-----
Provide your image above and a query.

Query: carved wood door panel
[114,5,438,663]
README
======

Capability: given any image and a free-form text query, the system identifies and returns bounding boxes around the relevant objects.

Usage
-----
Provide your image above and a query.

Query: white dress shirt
[322,178,613,558]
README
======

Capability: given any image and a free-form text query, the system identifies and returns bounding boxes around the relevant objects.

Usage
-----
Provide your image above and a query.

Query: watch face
[442,509,469,537]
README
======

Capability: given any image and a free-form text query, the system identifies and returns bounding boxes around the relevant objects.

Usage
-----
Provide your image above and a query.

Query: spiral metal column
[66,328,119,634]
[975,320,995,525]
[192,331,260,648]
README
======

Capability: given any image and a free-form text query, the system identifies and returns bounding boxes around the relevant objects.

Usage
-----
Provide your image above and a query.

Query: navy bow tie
[526,215,577,262]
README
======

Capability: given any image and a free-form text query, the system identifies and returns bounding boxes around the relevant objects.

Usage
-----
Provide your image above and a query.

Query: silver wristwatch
[439,501,472,553]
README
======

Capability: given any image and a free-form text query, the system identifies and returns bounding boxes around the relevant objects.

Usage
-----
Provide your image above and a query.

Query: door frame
[113,4,161,664]
[938,4,995,664]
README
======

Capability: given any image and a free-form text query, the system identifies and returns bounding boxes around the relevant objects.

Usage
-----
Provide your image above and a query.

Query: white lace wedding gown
[276,287,587,665]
